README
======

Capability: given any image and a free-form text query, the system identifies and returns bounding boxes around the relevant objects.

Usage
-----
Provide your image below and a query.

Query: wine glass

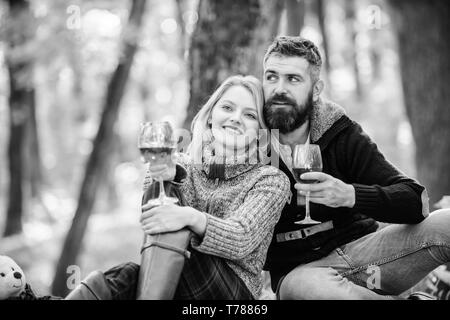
[138,121,178,205]
[292,144,323,225]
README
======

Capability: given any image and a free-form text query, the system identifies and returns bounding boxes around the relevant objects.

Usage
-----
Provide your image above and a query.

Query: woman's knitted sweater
[144,151,290,298]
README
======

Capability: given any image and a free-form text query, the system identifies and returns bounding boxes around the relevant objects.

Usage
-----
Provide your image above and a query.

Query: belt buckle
[276,229,305,243]
[285,230,302,241]
[276,230,301,243]
[276,221,334,243]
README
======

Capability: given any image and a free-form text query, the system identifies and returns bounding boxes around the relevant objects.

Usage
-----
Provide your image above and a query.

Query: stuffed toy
[0,255,27,299]
[0,255,56,300]
[0,255,114,300]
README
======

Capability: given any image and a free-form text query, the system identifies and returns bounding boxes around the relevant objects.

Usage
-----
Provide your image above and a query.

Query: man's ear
[312,79,324,102]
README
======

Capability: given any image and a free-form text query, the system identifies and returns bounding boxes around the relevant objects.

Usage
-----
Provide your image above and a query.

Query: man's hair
[263,36,322,82]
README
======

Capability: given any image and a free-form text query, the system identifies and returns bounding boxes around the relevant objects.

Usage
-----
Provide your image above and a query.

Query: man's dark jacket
[263,99,429,291]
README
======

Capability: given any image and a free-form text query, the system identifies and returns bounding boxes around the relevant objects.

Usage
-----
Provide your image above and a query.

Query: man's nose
[274,79,287,94]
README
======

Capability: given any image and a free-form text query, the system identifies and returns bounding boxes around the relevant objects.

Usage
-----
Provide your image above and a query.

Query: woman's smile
[222,125,244,135]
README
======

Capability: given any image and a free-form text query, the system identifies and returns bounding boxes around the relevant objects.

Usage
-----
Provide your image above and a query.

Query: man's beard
[263,90,314,134]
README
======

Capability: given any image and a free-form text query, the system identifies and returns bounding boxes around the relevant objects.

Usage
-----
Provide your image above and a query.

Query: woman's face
[210,85,259,136]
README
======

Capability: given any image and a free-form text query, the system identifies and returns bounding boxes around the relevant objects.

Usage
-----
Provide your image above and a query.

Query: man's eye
[289,76,300,83]
[266,74,277,81]
[0,273,5,277]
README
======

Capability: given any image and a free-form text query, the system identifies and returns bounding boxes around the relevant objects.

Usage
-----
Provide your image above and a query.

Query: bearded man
[261,36,450,300]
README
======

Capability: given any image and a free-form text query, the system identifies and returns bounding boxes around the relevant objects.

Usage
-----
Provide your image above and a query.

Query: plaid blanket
[174,248,253,300]
[104,250,253,300]
[103,262,139,300]
[6,284,61,300]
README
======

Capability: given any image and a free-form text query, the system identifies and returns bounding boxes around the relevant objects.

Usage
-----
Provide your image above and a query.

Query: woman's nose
[14,272,22,279]
[229,112,242,124]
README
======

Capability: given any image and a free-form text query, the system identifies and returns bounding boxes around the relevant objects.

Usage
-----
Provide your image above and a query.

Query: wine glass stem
[158,177,166,203]
[305,191,310,219]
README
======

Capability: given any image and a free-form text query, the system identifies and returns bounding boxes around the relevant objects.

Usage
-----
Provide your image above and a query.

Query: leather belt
[276,221,334,243]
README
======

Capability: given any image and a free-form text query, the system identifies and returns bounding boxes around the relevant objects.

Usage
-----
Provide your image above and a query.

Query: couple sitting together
[71,36,450,300]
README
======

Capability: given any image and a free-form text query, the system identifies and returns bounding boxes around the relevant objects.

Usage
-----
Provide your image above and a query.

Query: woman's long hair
[187,75,266,165]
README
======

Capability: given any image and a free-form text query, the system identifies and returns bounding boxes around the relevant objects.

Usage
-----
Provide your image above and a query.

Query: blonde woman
[67,75,290,300]
[137,75,290,300]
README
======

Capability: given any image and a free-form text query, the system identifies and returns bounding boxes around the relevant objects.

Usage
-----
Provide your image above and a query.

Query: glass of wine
[292,143,323,225]
[138,121,178,206]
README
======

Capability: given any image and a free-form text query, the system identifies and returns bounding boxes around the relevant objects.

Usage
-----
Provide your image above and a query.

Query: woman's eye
[221,105,232,111]
[0,273,5,277]
[245,113,257,120]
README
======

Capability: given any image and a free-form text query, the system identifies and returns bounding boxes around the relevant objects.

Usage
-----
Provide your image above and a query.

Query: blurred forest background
[0,0,449,297]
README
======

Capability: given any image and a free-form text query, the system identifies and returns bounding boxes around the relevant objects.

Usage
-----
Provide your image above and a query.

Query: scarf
[202,128,259,180]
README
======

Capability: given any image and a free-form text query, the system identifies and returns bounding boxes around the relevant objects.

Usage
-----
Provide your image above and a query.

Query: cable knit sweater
[143,149,290,298]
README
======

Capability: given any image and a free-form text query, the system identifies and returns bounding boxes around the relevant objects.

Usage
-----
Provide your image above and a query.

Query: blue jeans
[278,209,450,299]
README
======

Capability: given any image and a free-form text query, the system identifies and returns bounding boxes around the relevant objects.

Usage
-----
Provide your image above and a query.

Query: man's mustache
[266,94,297,106]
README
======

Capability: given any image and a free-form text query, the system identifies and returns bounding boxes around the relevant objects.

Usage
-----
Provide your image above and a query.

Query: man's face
[263,55,315,134]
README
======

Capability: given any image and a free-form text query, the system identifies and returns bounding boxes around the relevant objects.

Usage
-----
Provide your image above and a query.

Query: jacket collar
[268,97,350,175]
[309,97,347,143]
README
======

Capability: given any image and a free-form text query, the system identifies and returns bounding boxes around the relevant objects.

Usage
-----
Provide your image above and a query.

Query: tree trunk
[247,0,284,79]
[345,0,363,100]
[51,0,147,297]
[103,132,120,211]
[3,0,35,236]
[388,0,450,206]
[174,0,188,59]
[24,97,43,199]
[182,0,262,129]
[23,94,54,224]
[5,64,31,236]
[369,31,382,82]
[285,0,305,36]
[315,0,330,75]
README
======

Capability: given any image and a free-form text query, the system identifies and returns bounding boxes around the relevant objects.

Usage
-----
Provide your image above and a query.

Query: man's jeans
[278,209,450,299]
